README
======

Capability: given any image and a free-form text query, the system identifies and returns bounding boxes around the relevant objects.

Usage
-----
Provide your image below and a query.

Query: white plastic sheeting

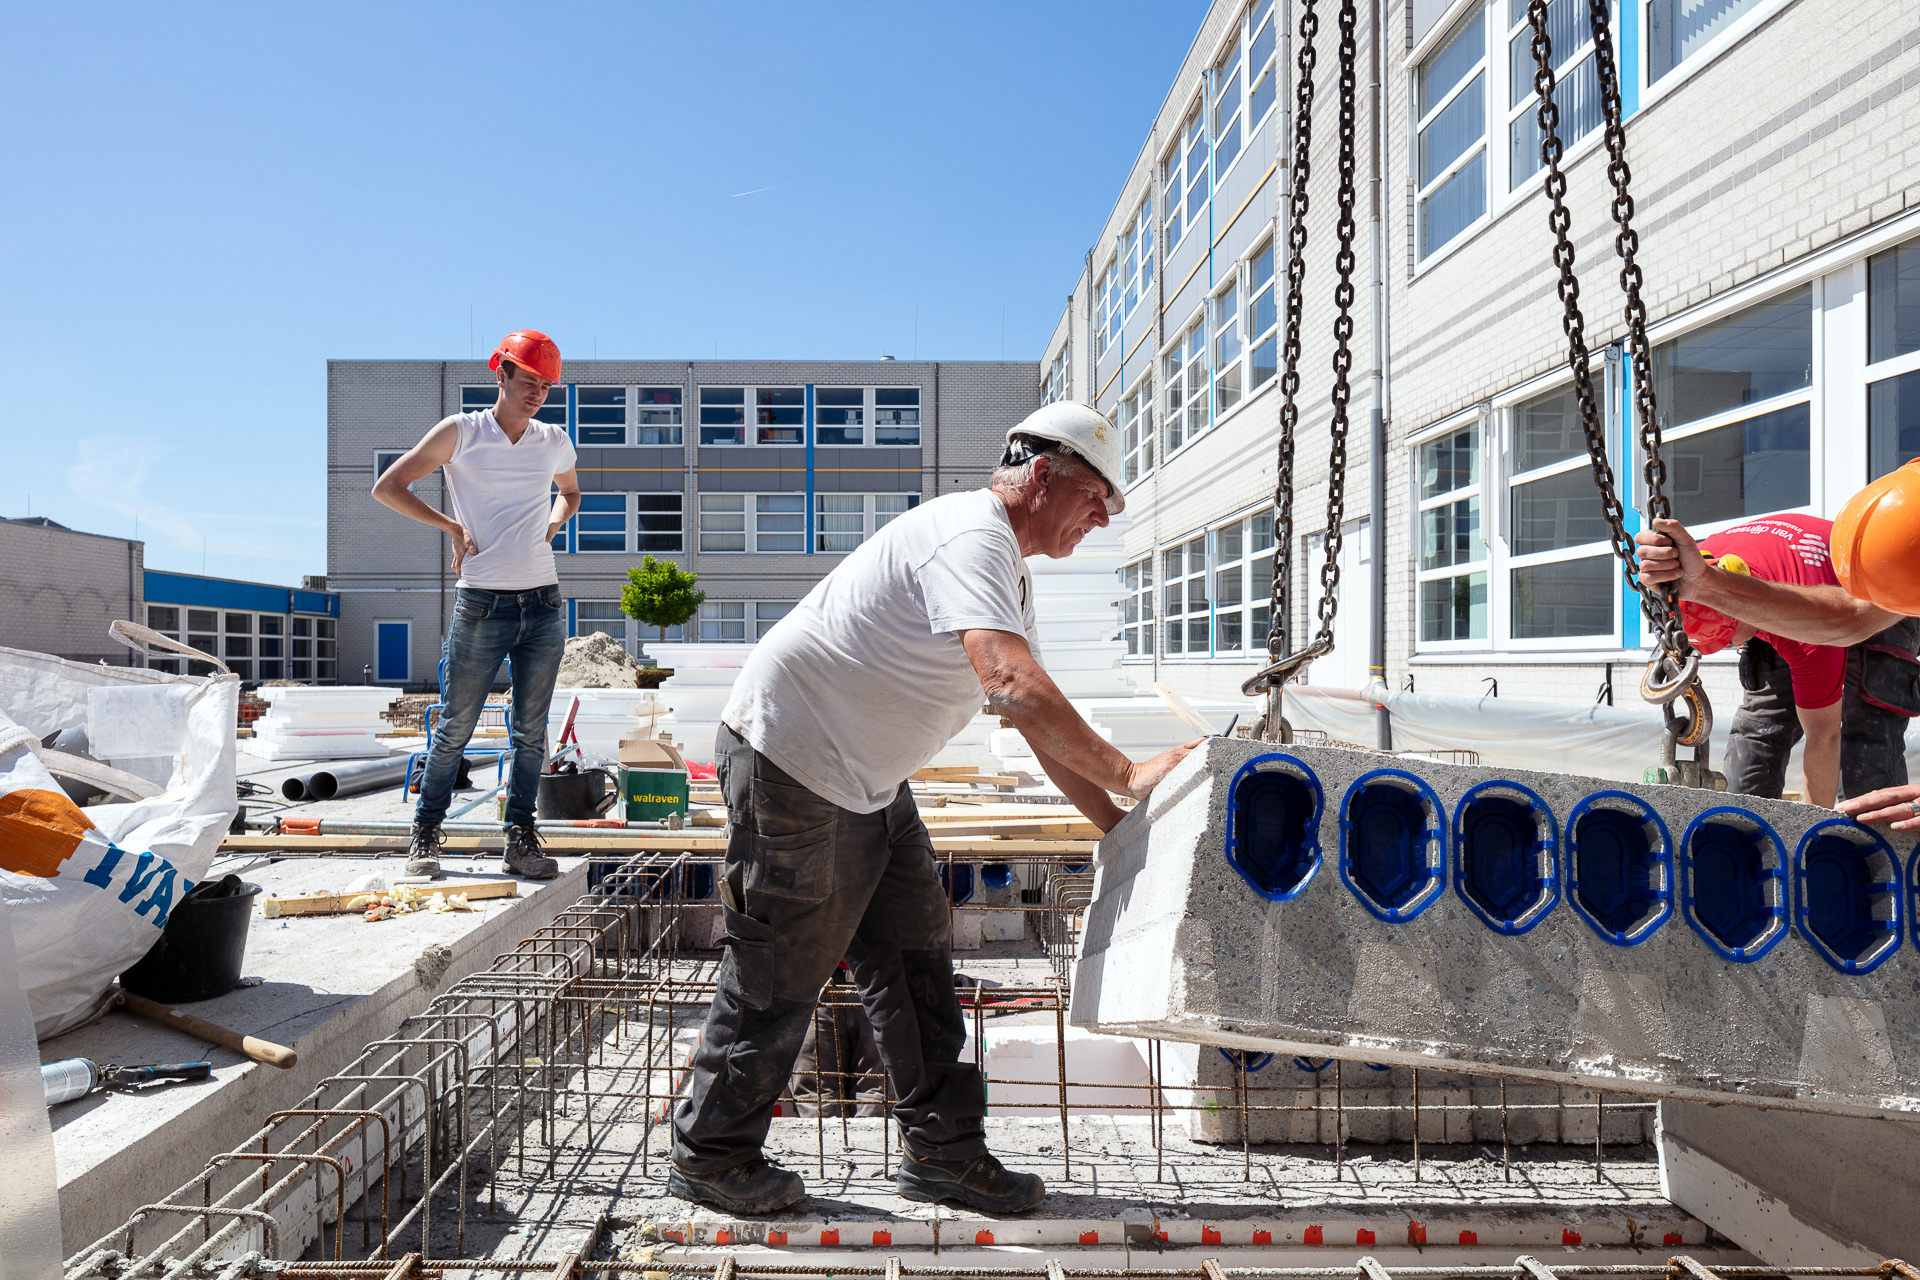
[0,895,62,1276]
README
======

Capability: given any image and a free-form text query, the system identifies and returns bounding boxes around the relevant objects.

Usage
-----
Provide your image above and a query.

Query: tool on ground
[42,1056,214,1106]
[114,988,298,1069]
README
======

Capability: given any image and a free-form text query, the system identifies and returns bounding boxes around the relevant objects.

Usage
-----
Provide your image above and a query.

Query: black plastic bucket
[121,876,261,1004]
[537,768,617,820]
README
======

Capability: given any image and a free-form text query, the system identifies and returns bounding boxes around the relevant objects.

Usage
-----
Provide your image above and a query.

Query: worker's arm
[1029,742,1127,833]
[371,418,479,573]
[1793,699,1842,809]
[1838,780,1920,831]
[549,469,582,544]
[1635,518,1901,646]
[961,629,1199,801]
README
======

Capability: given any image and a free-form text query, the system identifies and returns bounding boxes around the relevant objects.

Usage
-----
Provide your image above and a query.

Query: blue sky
[0,2,1207,588]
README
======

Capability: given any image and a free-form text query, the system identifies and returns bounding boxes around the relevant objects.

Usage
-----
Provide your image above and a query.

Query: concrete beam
[1072,739,1920,1119]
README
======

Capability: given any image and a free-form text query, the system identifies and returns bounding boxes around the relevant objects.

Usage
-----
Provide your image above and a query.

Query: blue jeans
[414,584,567,829]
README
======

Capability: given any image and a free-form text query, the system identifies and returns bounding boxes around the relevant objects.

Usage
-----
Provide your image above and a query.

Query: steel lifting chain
[1525,0,1716,784]
[1245,0,1321,735]
[1245,0,1363,746]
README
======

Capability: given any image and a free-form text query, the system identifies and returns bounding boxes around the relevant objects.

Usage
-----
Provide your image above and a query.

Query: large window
[1647,0,1765,82]
[1042,344,1072,405]
[1121,374,1154,484]
[1416,422,1489,642]
[1163,102,1208,252]
[1095,259,1119,359]
[1651,287,1813,525]
[816,493,918,552]
[874,388,921,445]
[1416,7,1488,259]
[1162,535,1210,657]
[463,384,565,424]
[1212,277,1244,417]
[576,387,627,444]
[697,601,795,643]
[1211,34,1245,178]
[1164,319,1207,455]
[700,387,747,445]
[1869,236,1920,479]
[1211,511,1276,655]
[815,388,865,445]
[698,493,809,553]
[756,388,804,445]
[1247,241,1279,394]
[577,600,681,652]
[638,494,684,553]
[636,388,684,445]
[1506,389,1614,639]
[1506,0,1603,191]
[698,494,746,551]
[562,492,685,554]
[1120,558,1154,657]
[755,495,804,551]
[574,493,628,552]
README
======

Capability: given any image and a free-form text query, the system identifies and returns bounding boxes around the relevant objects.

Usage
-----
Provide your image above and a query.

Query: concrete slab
[42,850,590,1256]
[1072,738,1920,1119]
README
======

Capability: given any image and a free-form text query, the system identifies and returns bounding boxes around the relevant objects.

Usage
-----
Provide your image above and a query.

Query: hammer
[116,989,298,1069]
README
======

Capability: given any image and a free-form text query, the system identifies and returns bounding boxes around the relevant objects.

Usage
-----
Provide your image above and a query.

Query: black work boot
[897,1152,1044,1214]
[502,824,559,880]
[666,1157,804,1215]
[405,822,445,879]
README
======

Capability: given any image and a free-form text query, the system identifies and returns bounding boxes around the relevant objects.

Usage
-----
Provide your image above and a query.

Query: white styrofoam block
[640,643,753,669]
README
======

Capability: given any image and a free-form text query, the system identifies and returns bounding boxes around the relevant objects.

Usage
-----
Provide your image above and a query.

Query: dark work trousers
[1723,618,1920,802]
[788,970,887,1118]
[671,723,987,1176]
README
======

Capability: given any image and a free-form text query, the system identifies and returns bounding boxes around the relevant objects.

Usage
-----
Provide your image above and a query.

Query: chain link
[1265,0,1321,665]
[1315,0,1361,652]
[1525,0,1692,674]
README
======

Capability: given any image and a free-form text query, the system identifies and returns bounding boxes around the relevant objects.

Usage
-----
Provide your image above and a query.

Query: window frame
[1160,533,1213,660]
[1412,412,1494,652]
[1162,310,1209,459]
[813,492,920,554]
[1120,555,1156,660]
[1120,370,1156,487]
[575,385,631,446]
[694,599,798,643]
[1637,0,1792,110]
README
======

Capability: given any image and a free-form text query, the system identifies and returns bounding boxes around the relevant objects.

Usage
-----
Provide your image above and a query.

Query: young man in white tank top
[372,330,581,880]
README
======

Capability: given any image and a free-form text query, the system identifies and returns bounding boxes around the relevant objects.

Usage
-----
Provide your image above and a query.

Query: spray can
[41,1057,99,1106]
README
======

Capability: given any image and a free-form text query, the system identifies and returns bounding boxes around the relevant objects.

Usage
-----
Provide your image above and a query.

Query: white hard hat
[1003,401,1126,514]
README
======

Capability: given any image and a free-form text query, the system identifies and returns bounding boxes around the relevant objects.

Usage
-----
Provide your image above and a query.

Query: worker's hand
[1122,738,1204,801]
[1837,783,1920,831]
[450,525,480,575]
[1634,517,1708,597]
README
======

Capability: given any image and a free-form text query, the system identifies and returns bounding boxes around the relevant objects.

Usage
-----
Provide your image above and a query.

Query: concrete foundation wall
[1073,737,1920,1117]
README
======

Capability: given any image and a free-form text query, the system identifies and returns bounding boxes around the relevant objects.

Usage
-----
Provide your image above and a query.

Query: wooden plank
[263,878,519,918]
[910,769,1019,786]
[917,818,1104,839]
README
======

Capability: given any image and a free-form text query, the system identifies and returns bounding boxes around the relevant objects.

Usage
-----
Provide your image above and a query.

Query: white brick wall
[0,520,144,665]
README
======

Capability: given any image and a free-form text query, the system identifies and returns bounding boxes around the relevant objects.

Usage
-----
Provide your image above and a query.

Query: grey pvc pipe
[280,754,487,802]
[242,816,674,835]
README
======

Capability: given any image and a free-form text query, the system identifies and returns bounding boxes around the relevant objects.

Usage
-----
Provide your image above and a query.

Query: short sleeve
[555,432,578,474]
[1774,637,1846,709]
[916,529,1030,637]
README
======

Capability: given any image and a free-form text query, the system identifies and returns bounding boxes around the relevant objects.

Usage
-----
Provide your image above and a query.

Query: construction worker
[670,402,1200,1217]
[1657,514,1920,808]
[371,331,580,881]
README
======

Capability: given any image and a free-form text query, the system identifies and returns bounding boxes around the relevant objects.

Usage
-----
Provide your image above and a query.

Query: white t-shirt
[723,489,1042,813]
[442,410,578,590]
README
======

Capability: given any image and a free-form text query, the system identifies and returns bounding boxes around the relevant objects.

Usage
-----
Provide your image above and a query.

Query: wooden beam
[223,833,1094,856]
[262,878,519,918]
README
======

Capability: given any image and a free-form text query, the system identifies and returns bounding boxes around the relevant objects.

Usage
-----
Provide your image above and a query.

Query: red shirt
[1697,515,1844,709]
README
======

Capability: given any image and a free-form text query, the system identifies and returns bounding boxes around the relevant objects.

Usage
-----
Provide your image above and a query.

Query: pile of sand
[556,631,645,688]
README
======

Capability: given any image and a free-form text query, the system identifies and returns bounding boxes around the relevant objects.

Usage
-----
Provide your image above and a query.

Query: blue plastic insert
[1794,820,1901,974]
[1339,769,1446,922]
[1564,792,1673,946]
[1680,807,1787,962]
[681,862,716,901]
[939,863,975,907]
[1452,781,1559,935]
[980,863,1014,891]
[1223,754,1324,901]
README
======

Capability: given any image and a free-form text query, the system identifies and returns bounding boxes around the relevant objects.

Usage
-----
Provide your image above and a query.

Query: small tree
[622,557,706,644]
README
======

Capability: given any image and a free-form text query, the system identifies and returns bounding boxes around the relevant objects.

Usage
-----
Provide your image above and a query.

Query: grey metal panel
[814,448,923,493]
[1162,219,1210,331]
[696,447,805,492]
[1212,151,1277,268]
[575,447,684,493]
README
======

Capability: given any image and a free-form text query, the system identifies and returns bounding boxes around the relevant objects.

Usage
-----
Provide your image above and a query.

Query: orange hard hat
[1677,552,1750,655]
[489,330,562,384]
[1833,460,1920,615]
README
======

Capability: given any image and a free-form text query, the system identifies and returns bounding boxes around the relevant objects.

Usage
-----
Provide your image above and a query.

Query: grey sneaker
[502,825,558,880]
[897,1152,1044,1214]
[405,822,445,879]
[667,1158,804,1215]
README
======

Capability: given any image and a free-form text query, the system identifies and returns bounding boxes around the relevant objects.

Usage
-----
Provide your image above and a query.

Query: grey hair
[991,436,1094,498]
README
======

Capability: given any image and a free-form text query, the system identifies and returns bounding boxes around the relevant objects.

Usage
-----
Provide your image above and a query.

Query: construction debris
[262,878,518,918]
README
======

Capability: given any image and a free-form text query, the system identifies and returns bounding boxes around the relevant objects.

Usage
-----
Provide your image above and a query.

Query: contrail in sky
[730,184,781,198]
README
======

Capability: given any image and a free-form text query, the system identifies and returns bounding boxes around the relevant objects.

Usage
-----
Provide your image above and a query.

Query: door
[1305,518,1374,691]
[375,621,410,684]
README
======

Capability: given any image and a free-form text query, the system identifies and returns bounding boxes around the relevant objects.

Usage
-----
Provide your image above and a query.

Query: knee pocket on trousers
[721,904,776,1011]
[1859,649,1920,717]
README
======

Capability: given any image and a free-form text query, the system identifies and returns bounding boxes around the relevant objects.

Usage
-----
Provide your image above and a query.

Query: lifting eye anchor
[1242,640,1335,745]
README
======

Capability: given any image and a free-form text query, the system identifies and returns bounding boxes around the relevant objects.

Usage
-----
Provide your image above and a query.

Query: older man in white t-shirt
[670,403,1198,1217]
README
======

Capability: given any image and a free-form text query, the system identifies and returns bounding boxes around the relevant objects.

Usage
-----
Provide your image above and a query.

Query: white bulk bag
[0,624,238,1037]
